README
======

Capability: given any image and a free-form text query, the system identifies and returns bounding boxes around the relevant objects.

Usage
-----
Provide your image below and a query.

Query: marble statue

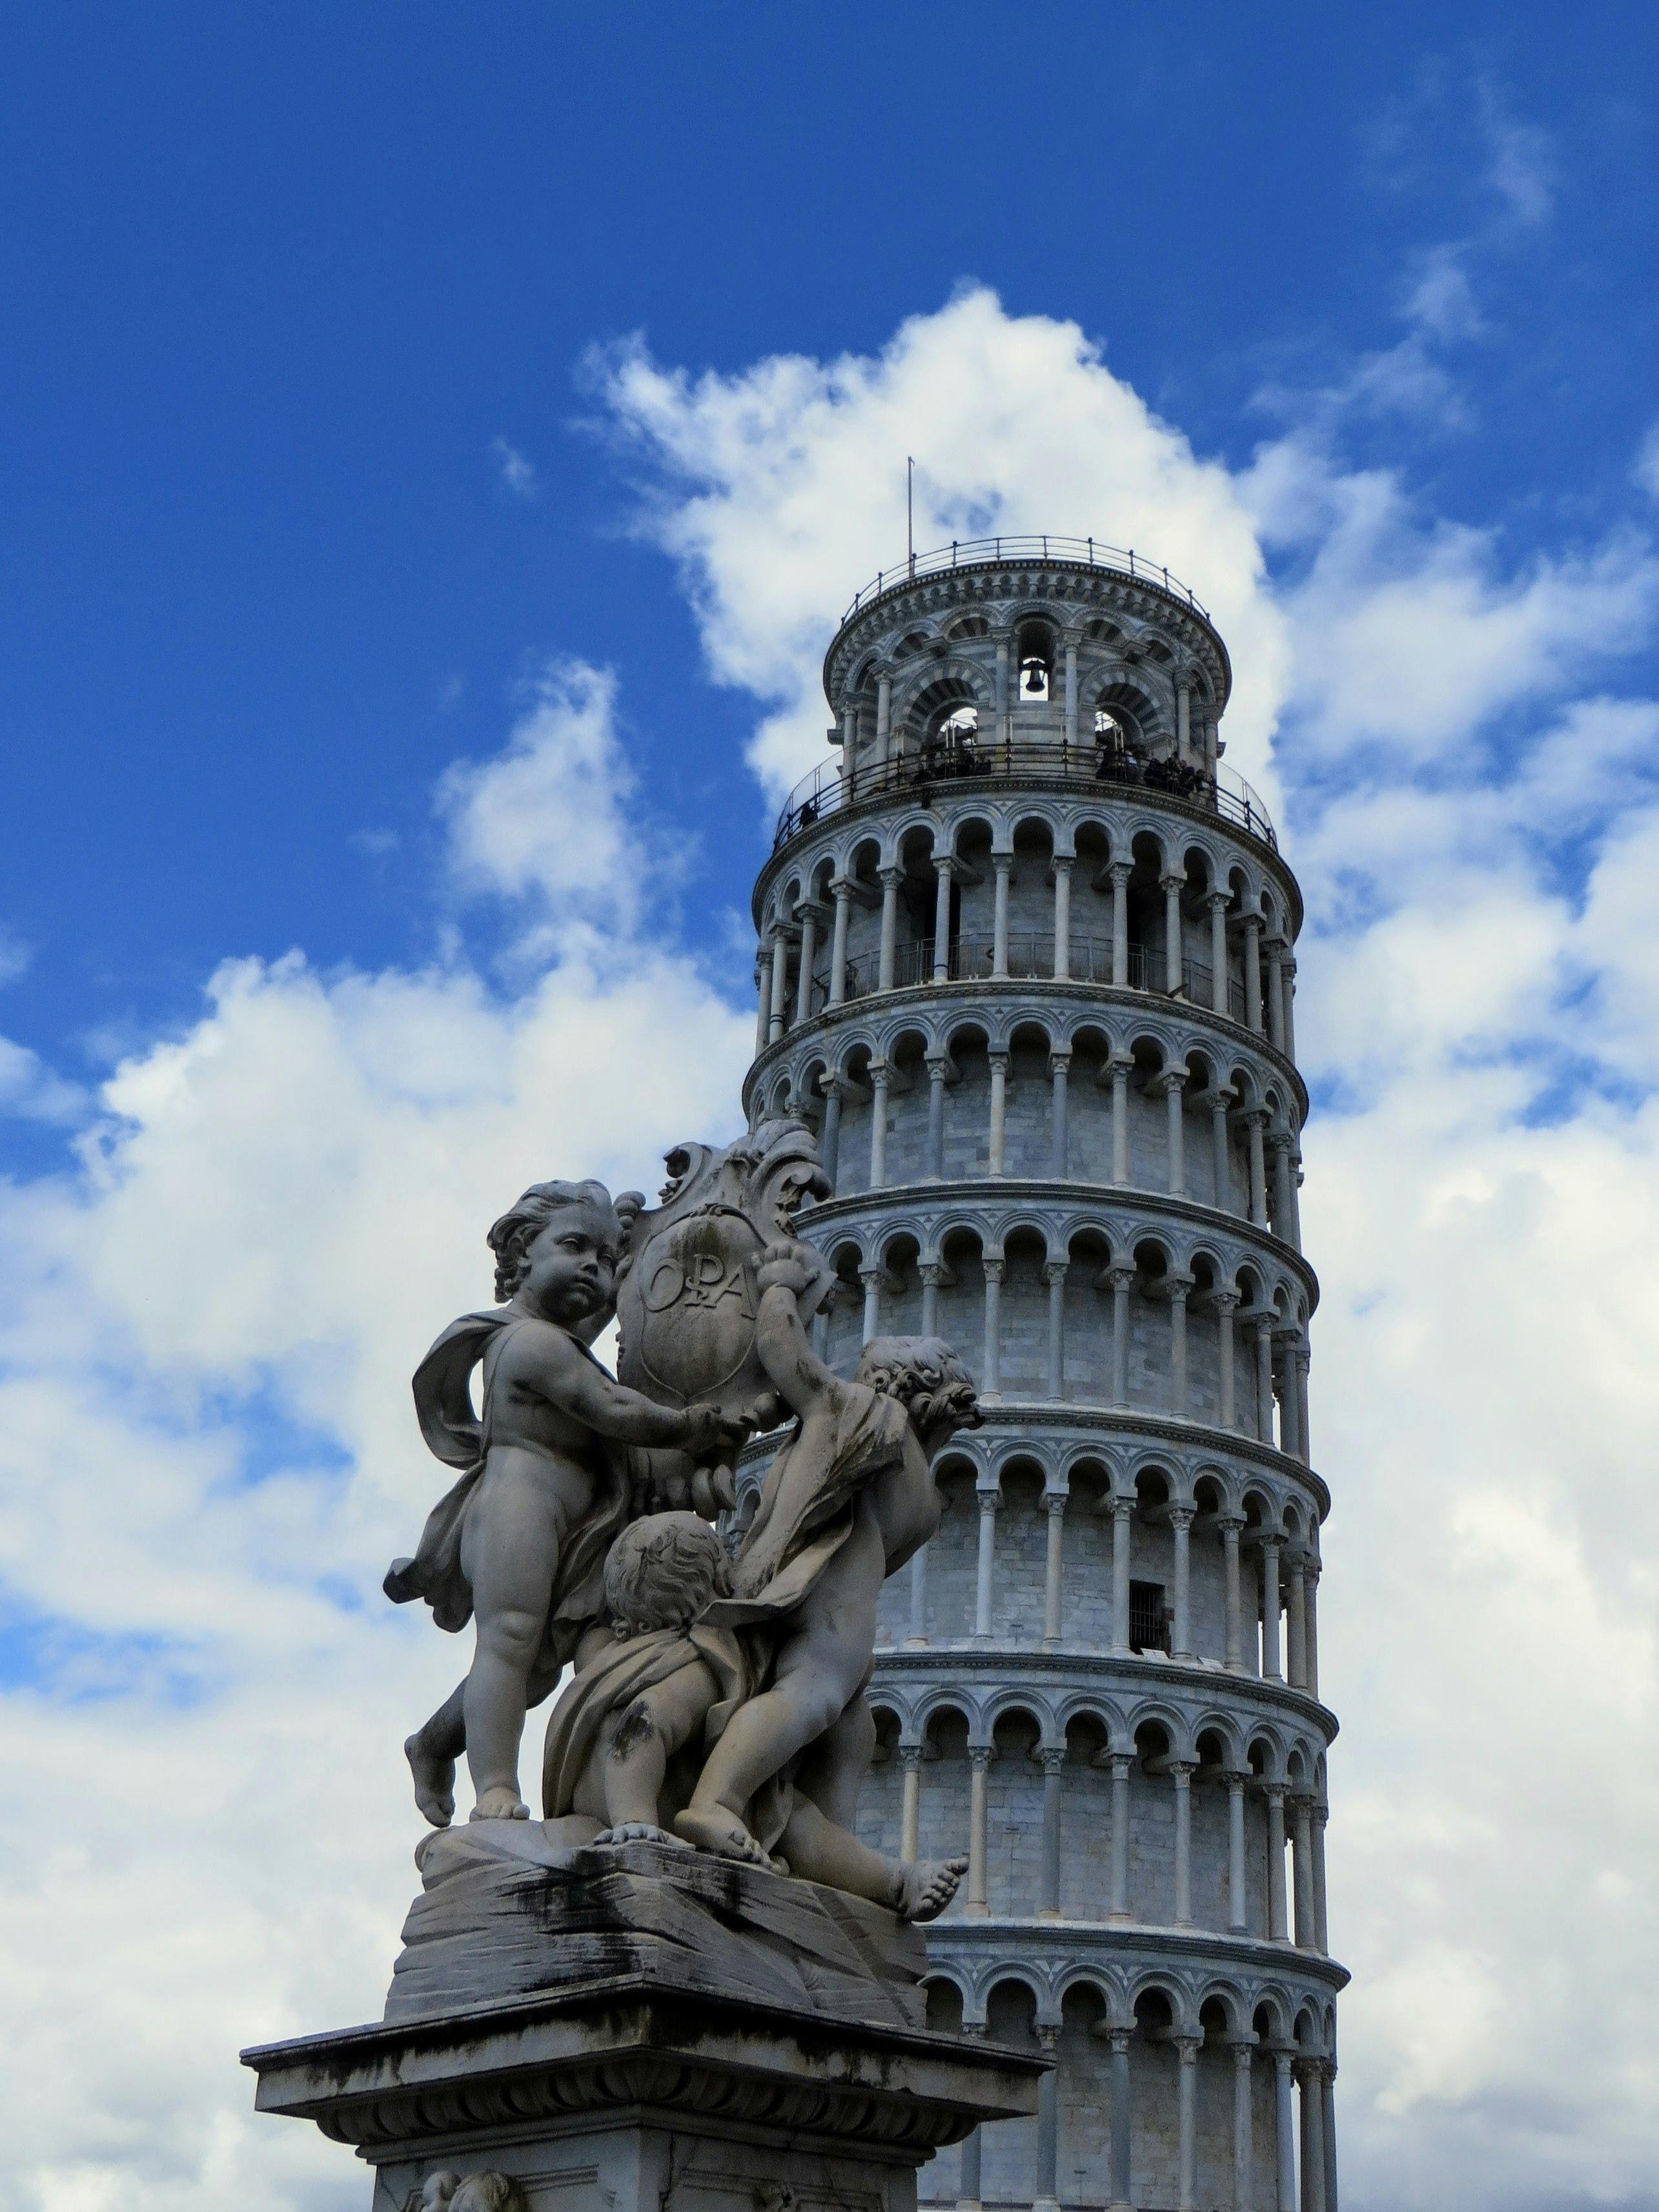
[383,1132,976,1923]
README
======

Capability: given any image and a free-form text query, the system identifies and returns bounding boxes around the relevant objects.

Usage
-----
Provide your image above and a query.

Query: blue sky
[6,12,1659,2212]
[6,5,1659,1085]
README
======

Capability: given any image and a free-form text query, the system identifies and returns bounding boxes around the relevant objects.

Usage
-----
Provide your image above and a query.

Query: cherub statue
[659,1238,981,1914]
[386,1180,744,1826]
[540,1507,964,1920]
[405,2173,527,2212]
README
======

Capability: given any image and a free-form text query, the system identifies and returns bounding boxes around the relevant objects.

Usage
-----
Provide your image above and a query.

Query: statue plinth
[242,1834,1043,2212]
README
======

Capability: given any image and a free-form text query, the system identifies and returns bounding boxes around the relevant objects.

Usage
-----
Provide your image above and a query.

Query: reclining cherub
[671,1240,980,1907]
[541,1507,963,1920]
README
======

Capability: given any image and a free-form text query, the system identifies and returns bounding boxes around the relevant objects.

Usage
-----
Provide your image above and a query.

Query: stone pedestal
[243,1830,1043,2212]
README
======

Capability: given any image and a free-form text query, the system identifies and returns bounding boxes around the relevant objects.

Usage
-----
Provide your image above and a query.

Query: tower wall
[740,548,1344,2212]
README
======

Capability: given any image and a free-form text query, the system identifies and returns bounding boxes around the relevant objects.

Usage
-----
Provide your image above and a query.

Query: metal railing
[773,740,1276,855]
[815,933,1248,1023]
[840,535,1211,622]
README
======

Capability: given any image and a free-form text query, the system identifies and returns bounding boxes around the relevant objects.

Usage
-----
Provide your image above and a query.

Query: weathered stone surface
[385,1826,929,2029]
[245,1962,1044,2212]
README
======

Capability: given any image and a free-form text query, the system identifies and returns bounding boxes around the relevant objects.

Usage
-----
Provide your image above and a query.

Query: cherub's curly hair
[854,1335,982,1441]
[603,1511,731,1637]
[487,1179,637,1304]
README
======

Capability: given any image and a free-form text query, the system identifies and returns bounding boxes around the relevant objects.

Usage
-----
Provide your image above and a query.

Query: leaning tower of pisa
[740,538,1343,2212]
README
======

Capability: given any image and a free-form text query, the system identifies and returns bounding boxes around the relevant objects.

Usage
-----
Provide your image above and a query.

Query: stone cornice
[745,976,1311,1124]
[925,1916,1350,1998]
[737,1397,1330,1519]
[798,1171,1321,1307]
[868,1641,1339,1744]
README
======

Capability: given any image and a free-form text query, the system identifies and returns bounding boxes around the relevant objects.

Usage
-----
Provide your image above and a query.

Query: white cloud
[0,670,752,2212]
[1634,421,1659,502]
[591,287,1291,808]
[10,290,1659,2212]
[489,435,538,500]
[585,294,1659,2210]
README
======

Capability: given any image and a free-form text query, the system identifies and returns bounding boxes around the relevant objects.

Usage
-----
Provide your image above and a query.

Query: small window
[1129,1579,1171,1655]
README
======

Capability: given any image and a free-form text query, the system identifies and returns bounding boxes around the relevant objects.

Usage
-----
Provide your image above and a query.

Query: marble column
[1297,1343,1312,1470]
[899,1744,922,1862]
[793,903,819,1026]
[1168,1273,1192,1418]
[1274,2050,1297,2212]
[1216,1290,1239,1428]
[1271,1131,1298,1247]
[1176,675,1192,757]
[1063,637,1079,748]
[1208,888,1230,1016]
[1052,856,1074,981]
[827,877,853,1006]
[1110,1050,1132,1184]
[875,671,892,764]
[1163,1066,1188,1196]
[877,866,902,992]
[1109,1497,1134,1659]
[1221,1513,1246,1669]
[1172,1763,1196,1926]
[1049,1049,1071,1176]
[1243,912,1264,1033]
[1276,1336,1302,1461]
[1108,1754,1132,1918]
[1253,1315,1276,1444]
[1108,2030,1134,2212]
[1287,1556,1309,1688]
[819,1075,844,1189]
[859,1264,884,1346]
[1211,1083,1236,1208]
[981,1256,1003,1395]
[868,1059,890,1190]
[987,1052,1009,1176]
[931,855,955,981]
[1312,1805,1330,1952]
[1226,1772,1249,1932]
[1305,1566,1321,1698]
[966,1746,991,1916]
[973,1483,999,1636]
[1321,2062,1339,2212]
[1293,1797,1316,1950]
[926,1052,950,1179]
[1109,860,1132,987]
[1162,871,1186,995]
[1260,1534,1284,1679]
[1035,2025,1061,2212]
[1264,1783,1290,1942]
[1041,1490,1066,1646]
[991,854,1012,978]
[1044,1263,1068,1400]
[1107,1264,1135,1406]
[1283,954,1299,1061]
[768,926,791,1043]
[1298,2060,1327,2212]
[1169,1503,1194,1659]
[1232,2039,1256,2212]
[1176,2036,1201,2211]
[1266,937,1288,1049]
[919,1258,943,1336]
[1039,1746,1066,1916]
[754,943,772,1054]
[1245,1109,1270,1227]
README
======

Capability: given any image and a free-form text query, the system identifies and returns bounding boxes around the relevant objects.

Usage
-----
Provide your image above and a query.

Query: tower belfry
[742,537,1343,2212]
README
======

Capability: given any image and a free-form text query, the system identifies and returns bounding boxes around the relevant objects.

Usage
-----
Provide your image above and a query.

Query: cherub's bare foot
[896,1855,968,1922]
[674,1805,779,1869]
[594,1822,691,1849]
[469,1787,530,1821]
[405,1732,456,1830]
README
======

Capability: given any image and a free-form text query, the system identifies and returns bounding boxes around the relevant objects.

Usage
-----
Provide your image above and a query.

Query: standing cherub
[387,1179,742,1825]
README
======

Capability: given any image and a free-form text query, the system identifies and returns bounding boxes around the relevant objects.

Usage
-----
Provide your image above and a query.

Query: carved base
[243,1972,1043,2212]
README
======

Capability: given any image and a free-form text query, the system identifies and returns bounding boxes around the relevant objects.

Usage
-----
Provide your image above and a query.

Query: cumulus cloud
[10,288,1659,2212]
[0,669,752,2212]
[489,435,538,500]
[585,292,1659,2211]
[590,287,1290,807]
